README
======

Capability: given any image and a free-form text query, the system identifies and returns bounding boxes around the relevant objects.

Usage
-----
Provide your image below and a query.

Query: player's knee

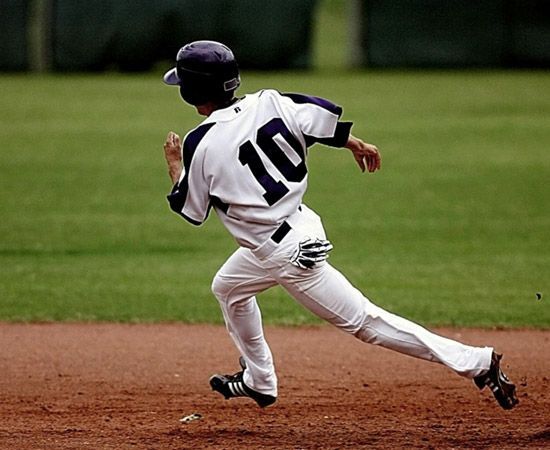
[211,272,230,301]
[354,326,378,344]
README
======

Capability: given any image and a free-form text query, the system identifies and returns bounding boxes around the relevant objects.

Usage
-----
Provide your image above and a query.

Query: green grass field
[1,70,549,327]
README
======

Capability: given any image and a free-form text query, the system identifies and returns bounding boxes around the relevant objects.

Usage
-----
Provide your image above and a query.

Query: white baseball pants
[211,205,493,397]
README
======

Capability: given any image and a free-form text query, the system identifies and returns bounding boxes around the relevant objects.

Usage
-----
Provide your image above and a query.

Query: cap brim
[163,68,181,85]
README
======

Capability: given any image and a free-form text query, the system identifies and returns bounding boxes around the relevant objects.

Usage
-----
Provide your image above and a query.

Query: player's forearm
[344,134,362,150]
[167,162,183,184]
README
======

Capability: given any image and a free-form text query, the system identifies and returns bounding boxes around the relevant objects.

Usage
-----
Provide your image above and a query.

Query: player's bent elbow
[179,212,204,226]
[167,203,204,226]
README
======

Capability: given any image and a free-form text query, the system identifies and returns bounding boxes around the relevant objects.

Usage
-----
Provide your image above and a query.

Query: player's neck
[196,97,238,116]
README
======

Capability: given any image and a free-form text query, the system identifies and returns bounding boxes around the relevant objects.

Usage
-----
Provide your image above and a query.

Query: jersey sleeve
[166,123,215,226]
[281,92,353,148]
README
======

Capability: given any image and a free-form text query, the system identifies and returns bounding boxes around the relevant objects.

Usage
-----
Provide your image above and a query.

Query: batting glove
[290,238,333,270]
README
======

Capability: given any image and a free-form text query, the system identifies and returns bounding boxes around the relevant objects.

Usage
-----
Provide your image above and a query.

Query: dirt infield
[0,324,548,449]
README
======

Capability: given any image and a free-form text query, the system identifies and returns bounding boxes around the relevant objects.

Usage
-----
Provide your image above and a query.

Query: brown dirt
[0,324,549,449]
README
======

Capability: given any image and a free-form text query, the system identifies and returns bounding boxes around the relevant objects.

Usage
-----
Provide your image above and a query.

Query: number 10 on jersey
[238,118,307,206]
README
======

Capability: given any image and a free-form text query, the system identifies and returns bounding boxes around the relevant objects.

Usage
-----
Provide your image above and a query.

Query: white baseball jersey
[167,89,352,248]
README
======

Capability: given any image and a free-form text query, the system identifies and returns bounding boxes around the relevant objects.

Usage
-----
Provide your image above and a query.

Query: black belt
[270,221,291,243]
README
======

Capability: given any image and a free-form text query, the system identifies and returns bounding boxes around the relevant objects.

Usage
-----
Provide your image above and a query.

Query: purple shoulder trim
[281,92,343,117]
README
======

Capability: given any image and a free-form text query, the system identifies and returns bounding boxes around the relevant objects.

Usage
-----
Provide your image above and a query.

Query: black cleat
[474,352,519,410]
[209,360,276,408]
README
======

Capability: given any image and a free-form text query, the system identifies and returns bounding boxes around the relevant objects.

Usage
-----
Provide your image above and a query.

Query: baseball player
[162,41,518,410]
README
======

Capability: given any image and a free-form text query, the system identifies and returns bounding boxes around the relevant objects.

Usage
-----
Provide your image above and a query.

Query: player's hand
[345,135,381,173]
[164,131,183,184]
[164,131,182,163]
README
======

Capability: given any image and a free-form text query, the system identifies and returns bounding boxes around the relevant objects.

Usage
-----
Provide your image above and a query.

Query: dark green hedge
[0,0,29,70]
[0,0,316,72]
[52,0,317,71]
[362,0,550,68]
